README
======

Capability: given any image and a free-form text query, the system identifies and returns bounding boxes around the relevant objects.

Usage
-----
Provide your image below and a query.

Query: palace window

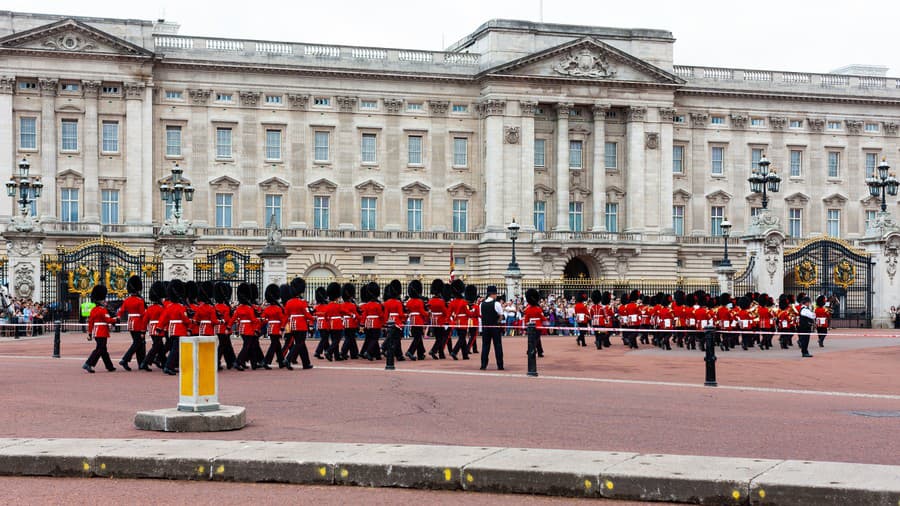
[101,121,119,153]
[534,139,546,168]
[61,82,79,92]
[865,210,877,230]
[314,131,330,162]
[751,148,763,170]
[360,100,378,110]
[569,202,583,231]
[533,201,546,232]
[865,123,879,133]
[451,104,468,113]
[313,97,330,107]
[166,126,182,157]
[710,206,725,236]
[605,142,618,169]
[60,119,78,151]
[408,135,423,165]
[827,121,841,130]
[314,196,330,230]
[407,102,423,112]
[788,208,802,238]
[101,190,119,225]
[19,117,36,150]
[605,203,618,233]
[790,150,802,177]
[407,198,423,232]
[711,146,724,175]
[452,199,468,233]
[750,117,765,127]
[265,95,282,104]
[672,145,684,174]
[827,209,840,237]
[789,119,803,129]
[18,81,36,90]
[673,205,685,236]
[215,127,232,159]
[865,152,878,178]
[165,90,183,100]
[215,93,232,103]
[60,188,79,223]
[710,116,725,125]
[569,140,583,169]
[453,137,468,167]
[361,197,377,231]
[265,129,282,161]
[361,133,377,163]
[265,194,282,228]
[215,193,233,228]
[827,151,840,178]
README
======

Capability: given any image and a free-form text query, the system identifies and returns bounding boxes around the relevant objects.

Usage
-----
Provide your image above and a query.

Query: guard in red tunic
[83,285,117,373]
[573,292,589,347]
[426,279,448,360]
[359,282,383,360]
[117,275,146,371]
[312,287,329,360]
[464,285,480,355]
[589,290,605,350]
[214,282,236,370]
[193,281,219,339]
[157,279,190,375]
[405,280,427,361]
[229,282,262,371]
[814,295,831,347]
[382,279,406,363]
[448,279,469,360]
[523,288,546,356]
[339,283,361,360]
[757,294,775,350]
[262,283,288,368]
[139,281,166,371]
[284,277,314,369]
[323,282,347,362]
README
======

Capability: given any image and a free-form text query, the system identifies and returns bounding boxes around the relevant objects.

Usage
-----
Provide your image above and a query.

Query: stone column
[124,82,145,224]
[591,103,610,231]
[625,106,646,232]
[504,268,522,300]
[519,101,537,231]
[4,231,45,301]
[0,77,14,220]
[554,103,572,231]
[142,84,154,224]
[480,99,506,232]
[862,229,900,328]
[743,230,785,297]
[38,78,58,220]
[658,107,676,234]
[259,227,290,287]
[82,81,100,223]
[715,265,737,295]
[158,234,197,282]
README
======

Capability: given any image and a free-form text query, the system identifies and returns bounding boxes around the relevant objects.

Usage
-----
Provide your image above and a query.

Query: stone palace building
[0,10,898,322]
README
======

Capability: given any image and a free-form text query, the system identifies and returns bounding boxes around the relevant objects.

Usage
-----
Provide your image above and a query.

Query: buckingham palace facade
[1,11,899,283]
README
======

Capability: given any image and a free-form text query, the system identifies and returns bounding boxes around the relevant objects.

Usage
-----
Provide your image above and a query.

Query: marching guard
[284,277,315,370]
[117,275,147,371]
[82,285,117,373]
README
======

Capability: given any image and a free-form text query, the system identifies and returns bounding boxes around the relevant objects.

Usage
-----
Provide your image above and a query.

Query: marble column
[38,78,58,220]
[625,106,647,232]
[82,80,100,222]
[0,77,14,220]
[142,84,154,224]
[519,101,537,231]
[554,103,572,231]
[658,107,676,234]
[480,99,506,232]
[591,103,610,231]
[124,82,145,224]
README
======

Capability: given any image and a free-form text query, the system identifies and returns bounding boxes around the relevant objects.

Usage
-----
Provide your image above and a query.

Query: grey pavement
[0,438,897,505]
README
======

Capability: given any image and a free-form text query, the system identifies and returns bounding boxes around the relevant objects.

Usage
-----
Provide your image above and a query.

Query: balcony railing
[673,65,900,95]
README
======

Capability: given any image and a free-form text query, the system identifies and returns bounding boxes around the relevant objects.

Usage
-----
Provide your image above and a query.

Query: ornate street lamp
[720,217,732,268]
[866,158,899,212]
[747,154,781,210]
[6,158,43,231]
[507,218,521,271]
[159,163,195,235]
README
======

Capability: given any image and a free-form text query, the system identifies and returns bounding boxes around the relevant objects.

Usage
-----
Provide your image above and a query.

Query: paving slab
[212,441,370,484]
[0,438,135,477]
[600,453,781,505]
[92,438,250,480]
[750,460,900,506]
[335,444,504,490]
[462,447,639,497]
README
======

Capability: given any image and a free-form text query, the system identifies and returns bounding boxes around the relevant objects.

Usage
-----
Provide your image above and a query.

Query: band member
[262,283,288,368]
[139,281,166,371]
[284,277,314,370]
[313,286,330,360]
[83,285,118,373]
[340,283,361,360]
[214,282,236,369]
[324,282,346,362]
[382,279,405,363]
[479,285,504,371]
[757,294,775,350]
[814,295,831,347]
[654,293,674,350]
[690,293,708,351]
[797,296,815,358]
[715,293,734,352]
[619,292,638,349]
[464,285,480,355]
[448,279,469,360]
[359,282,384,360]
[117,275,146,371]
[427,279,448,360]
[405,280,427,361]
[573,292,589,347]
[157,279,190,375]
[230,282,263,370]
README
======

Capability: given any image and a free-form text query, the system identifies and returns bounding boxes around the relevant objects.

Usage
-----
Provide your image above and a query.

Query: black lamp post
[865,158,899,212]
[6,158,43,218]
[507,218,520,271]
[159,163,195,234]
[747,154,781,210]
[720,217,732,268]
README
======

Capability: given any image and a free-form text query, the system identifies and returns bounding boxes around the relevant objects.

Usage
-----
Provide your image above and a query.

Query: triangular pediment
[355,179,385,194]
[0,18,154,58]
[705,189,733,204]
[822,192,848,206]
[784,192,810,205]
[209,175,240,191]
[534,183,555,199]
[401,181,431,195]
[307,178,337,193]
[447,182,476,197]
[481,37,683,85]
[258,176,290,191]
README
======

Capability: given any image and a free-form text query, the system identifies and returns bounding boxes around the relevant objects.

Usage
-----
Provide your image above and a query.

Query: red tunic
[656,306,674,330]
[193,302,218,336]
[382,298,405,327]
[340,301,360,329]
[228,304,260,336]
[322,301,346,331]
[158,302,190,337]
[758,306,773,330]
[262,304,286,336]
[117,295,146,332]
[573,302,589,325]
[214,303,232,335]
[284,298,312,332]
[522,304,545,329]
[448,298,468,328]
[814,307,830,329]
[716,306,734,330]
[360,301,384,329]
[427,297,449,326]
[405,298,427,327]
[88,305,116,339]
[142,303,164,337]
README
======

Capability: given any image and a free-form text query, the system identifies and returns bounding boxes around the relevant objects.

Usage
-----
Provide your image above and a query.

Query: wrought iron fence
[732,254,757,296]
[194,246,264,296]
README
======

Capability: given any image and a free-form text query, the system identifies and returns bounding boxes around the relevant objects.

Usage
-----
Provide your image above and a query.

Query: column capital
[428,100,450,115]
[625,105,647,122]
[555,102,574,118]
[592,103,611,118]
[0,76,15,94]
[658,107,676,122]
[519,100,538,116]
[124,82,146,100]
[81,80,101,98]
[477,98,507,118]
[38,78,58,97]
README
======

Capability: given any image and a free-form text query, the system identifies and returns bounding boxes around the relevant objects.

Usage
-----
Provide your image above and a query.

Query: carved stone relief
[160,243,196,259]
[645,132,659,149]
[13,263,35,299]
[885,236,899,282]
[729,113,749,129]
[552,48,616,78]
[769,116,787,129]
[168,263,191,281]
[44,33,96,52]
[504,126,520,144]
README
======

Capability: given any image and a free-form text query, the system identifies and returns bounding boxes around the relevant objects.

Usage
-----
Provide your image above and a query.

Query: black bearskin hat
[525,288,540,306]
[441,284,452,302]
[389,279,402,300]
[590,290,601,304]
[199,281,214,304]
[90,284,107,303]
[366,282,380,302]
[619,292,629,305]
[685,293,696,307]
[237,282,252,305]
[641,295,651,305]
[185,281,198,304]
[214,282,232,304]
[778,298,789,310]
[674,290,686,306]
[815,295,826,307]
[450,279,465,298]
[127,275,142,295]
[430,279,444,297]
[577,292,587,302]
[343,283,356,302]
[265,283,280,305]
[719,292,732,306]
[658,292,670,307]
[326,282,341,302]
[360,283,371,303]
[250,284,260,304]
[314,286,327,305]
[167,279,185,304]
[408,279,422,299]
[149,281,164,304]
[290,277,306,298]
[465,284,478,304]
[280,283,293,303]
[601,291,612,305]
[737,296,751,310]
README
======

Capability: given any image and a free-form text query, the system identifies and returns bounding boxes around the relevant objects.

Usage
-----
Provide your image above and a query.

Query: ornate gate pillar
[259,226,288,286]
[3,231,44,301]
[158,234,197,282]
[742,230,785,297]
[861,231,900,328]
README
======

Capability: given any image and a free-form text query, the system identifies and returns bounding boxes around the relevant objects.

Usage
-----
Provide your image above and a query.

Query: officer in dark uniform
[479,285,504,371]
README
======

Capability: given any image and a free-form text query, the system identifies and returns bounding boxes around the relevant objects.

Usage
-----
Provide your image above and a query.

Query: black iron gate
[41,238,162,320]
[732,254,756,296]
[783,238,873,328]
[194,247,264,295]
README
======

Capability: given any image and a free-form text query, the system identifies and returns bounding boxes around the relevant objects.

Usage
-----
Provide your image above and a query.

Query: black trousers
[451,327,469,358]
[285,331,312,367]
[314,329,331,357]
[236,335,252,366]
[341,328,360,359]
[328,328,343,358]
[121,331,146,365]
[467,327,479,353]
[480,328,503,369]
[218,334,236,368]
[362,328,382,359]
[165,336,180,370]
[406,326,425,358]
[265,334,284,365]
[429,326,447,357]
[86,338,114,370]
[798,331,811,355]
[142,335,165,368]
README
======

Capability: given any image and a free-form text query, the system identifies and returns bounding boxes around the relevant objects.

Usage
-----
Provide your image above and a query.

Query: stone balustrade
[674,65,900,97]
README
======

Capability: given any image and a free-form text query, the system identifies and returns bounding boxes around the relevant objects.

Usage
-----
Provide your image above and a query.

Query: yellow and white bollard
[178,333,219,412]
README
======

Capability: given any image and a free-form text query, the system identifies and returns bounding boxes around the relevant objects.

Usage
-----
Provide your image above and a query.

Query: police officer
[797,296,815,358]
[479,285,504,371]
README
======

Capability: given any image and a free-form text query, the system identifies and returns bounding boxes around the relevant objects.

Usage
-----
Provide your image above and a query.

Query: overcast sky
[5,0,900,75]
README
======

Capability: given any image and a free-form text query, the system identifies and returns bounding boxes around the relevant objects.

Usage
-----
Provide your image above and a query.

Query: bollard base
[134,405,246,432]
[527,371,538,377]
[704,381,718,387]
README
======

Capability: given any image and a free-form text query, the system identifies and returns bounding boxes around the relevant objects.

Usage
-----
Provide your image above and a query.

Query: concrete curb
[0,438,897,505]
